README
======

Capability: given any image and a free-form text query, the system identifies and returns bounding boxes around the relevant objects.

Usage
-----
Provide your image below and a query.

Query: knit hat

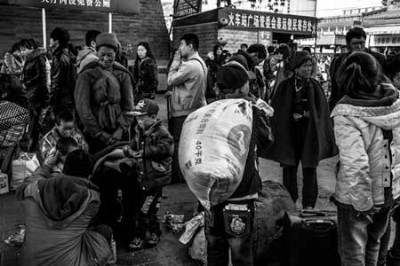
[217,54,255,91]
[131,99,159,116]
[50,27,70,46]
[96,33,119,51]
[288,51,313,71]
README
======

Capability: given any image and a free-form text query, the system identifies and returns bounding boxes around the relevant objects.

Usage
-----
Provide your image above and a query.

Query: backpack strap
[190,57,207,76]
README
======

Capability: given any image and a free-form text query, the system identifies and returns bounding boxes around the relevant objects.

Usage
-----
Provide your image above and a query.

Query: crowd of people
[2,24,400,266]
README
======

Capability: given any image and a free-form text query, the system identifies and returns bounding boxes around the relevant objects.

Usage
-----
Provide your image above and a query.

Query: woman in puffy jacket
[132,42,158,102]
[331,51,400,266]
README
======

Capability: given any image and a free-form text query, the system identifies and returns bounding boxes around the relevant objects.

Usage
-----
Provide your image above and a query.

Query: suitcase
[280,210,340,266]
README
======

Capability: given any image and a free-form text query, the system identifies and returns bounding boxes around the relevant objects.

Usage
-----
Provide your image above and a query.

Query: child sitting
[45,137,79,173]
[121,99,174,250]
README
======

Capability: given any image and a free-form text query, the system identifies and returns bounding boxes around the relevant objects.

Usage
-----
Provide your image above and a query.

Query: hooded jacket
[332,84,400,211]
[329,48,386,111]
[16,166,111,266]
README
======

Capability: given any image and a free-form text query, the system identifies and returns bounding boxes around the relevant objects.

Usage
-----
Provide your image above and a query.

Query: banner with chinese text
[219,8,317,35]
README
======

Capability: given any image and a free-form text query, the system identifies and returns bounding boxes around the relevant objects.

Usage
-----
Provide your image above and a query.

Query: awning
[365,26,400,35]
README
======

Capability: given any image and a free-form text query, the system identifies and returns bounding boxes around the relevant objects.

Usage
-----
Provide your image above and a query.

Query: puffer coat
[332,85,400,211]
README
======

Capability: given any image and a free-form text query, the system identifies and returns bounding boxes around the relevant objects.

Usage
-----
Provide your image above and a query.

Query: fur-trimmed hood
[331,84,400,130]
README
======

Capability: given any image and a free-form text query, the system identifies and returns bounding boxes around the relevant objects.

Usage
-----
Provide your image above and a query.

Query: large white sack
[179,99,253,210]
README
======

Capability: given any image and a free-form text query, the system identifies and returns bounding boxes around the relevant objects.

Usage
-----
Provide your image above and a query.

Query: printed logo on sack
[227,125,251,160]
[230,217,246,235]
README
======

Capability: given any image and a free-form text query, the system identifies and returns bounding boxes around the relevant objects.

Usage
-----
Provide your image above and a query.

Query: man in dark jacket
[49,27,77,114]
[21,39,50,151]
[329,27,386,110]
[205,56,274,266]
[74,33,135,153]
[234,44,267,100]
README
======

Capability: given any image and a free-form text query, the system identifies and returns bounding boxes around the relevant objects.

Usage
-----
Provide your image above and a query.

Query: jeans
[205,200,255,266]
[381,204,400,266]
[132,187,163,239]
[168,116,186,183]
[337,202,392,266]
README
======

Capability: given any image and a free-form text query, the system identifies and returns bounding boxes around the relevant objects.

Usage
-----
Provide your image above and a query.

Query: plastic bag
[188,227,207,265]
[179,212,205,245]
[179,99,253,210]
[11,152,39,190]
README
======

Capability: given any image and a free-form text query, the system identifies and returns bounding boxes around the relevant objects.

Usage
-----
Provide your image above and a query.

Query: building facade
[172,7,316,57]
[0,0,170,62]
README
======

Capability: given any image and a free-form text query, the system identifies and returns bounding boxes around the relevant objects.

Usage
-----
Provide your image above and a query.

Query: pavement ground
[0,94,394,265]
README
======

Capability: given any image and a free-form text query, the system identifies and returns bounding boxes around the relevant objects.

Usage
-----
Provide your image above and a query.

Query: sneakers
[146,233,160,247]
[128,237,144,250]
[128,233,160,250]
[4,224,26,247]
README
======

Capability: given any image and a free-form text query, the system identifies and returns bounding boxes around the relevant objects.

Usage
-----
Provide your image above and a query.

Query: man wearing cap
[74,33,135,153]
[166,33,207,182]
[49,27,77,114]
[204,56,274,266]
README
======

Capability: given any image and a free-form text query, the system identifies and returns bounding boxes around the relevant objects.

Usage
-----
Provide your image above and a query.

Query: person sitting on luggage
[202,55,274,266]
[16,149,113,266]
[332,51,400,266]
[119,98,174,250]
[38,110,88,170]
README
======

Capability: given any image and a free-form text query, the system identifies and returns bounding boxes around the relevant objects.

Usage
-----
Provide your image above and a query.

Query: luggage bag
[281,210,340,266]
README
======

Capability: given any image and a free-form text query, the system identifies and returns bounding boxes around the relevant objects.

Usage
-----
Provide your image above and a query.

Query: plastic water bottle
[109,235,117,264]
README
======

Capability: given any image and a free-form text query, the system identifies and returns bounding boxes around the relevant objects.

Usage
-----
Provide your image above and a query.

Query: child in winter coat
[332,51,400,266]
[121,99,174,250]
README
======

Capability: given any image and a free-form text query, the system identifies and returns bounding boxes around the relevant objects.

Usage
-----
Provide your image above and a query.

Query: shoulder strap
[190,57,207,75]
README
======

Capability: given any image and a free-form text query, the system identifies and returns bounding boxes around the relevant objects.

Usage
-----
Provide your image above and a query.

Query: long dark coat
[260,77,338,168]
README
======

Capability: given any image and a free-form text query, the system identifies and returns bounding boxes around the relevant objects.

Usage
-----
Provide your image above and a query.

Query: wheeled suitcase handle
[303,219,336,233]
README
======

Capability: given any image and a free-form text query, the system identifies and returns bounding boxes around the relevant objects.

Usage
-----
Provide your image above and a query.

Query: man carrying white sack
[205,55,274,266]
